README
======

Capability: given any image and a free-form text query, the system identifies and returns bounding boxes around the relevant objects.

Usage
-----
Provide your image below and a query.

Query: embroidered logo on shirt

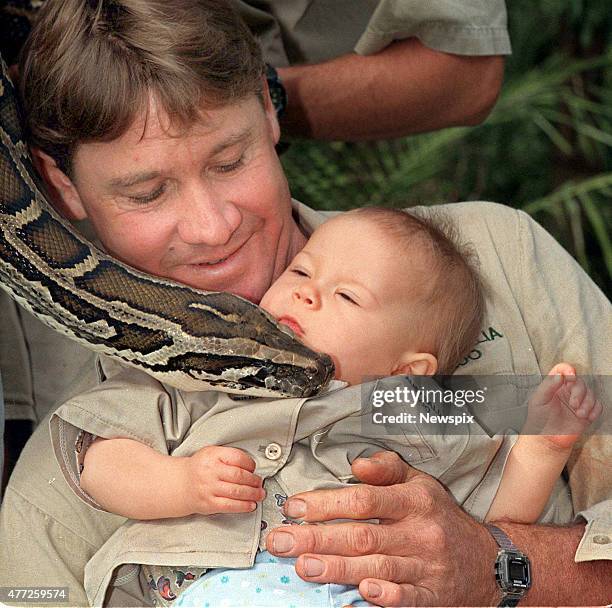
[458,326,504,367]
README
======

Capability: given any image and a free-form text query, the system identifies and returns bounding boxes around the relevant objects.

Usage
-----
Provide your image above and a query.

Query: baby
[262,208,601,525]
[79,208,600,607]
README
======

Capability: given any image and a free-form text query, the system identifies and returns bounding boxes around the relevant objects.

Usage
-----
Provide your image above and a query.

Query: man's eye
[129,184,166,204]
[215,157,244,174]
[338,292,358,305]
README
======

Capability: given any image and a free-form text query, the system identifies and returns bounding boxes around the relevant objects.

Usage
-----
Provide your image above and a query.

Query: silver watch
[486,524,532,607]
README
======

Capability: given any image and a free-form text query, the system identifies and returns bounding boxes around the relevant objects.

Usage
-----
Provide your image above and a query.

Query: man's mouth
[196,255,230,266]
[277,316,304,338]
[183,234,254,269]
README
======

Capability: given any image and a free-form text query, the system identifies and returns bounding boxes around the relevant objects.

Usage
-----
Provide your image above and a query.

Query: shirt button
[592,535,610,545]
[264,443,282,460]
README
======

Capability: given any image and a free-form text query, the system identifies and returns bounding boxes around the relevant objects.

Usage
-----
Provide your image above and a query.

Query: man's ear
[31,148,88,220]
[392,352,438,377]
[262,77,281,145]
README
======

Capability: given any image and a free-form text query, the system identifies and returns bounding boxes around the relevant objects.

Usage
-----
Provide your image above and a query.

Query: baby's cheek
[335,342,381,386]
[258,290,278,315]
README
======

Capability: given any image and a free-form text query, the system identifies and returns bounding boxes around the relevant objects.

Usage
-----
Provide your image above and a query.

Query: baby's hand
[525,363,602,449]
[184,446,265,515]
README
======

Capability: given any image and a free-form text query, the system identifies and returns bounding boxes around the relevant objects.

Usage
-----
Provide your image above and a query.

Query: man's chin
[167,273,267,303]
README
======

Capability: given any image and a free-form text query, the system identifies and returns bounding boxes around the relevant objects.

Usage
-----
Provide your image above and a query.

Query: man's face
[61,94,305,303]
[260,215,418,385]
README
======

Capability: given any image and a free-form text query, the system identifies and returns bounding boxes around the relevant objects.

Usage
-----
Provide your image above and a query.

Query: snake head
[261,349,335,398]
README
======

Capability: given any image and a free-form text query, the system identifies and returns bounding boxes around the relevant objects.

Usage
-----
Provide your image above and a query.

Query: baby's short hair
[347,206,485,374]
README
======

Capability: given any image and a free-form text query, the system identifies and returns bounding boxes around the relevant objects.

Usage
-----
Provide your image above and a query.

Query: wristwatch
[486,524,532,607]
[265,64,287,119]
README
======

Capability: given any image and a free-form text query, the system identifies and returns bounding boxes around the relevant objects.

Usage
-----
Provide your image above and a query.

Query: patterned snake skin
[0,58,334,397]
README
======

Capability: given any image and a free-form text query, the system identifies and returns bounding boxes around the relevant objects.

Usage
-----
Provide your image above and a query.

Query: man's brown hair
[19,0,264,174]
[348,206,485,374]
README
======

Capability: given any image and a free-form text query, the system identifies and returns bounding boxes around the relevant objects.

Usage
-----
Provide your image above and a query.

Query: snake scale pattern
[0,58,334,397]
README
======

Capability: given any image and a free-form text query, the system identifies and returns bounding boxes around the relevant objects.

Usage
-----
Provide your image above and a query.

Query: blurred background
[281,0,612,297]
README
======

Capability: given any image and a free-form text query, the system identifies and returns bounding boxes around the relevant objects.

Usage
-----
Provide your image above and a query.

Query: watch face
[509,559,529,584]
[499,553,531,591]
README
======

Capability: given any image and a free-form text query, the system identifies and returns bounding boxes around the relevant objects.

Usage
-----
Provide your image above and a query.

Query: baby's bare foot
[525,363,601,450]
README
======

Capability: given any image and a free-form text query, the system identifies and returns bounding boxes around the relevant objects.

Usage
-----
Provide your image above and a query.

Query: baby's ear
[392,353,438,377]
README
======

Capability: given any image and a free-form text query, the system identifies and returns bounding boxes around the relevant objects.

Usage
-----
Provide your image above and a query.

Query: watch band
[486,524,530,608]
[499,593,521,607]
[264,64,290,154]
[487,524,518,551]
[265,64,287,119]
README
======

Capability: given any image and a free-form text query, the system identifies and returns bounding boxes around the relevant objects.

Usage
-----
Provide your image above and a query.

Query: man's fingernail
[272,531,294,553]
[303,557,324,577]
[367,582,382,598]
[284,498,306,518]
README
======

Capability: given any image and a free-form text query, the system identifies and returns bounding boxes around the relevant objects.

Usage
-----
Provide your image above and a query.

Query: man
[0,1,610,606]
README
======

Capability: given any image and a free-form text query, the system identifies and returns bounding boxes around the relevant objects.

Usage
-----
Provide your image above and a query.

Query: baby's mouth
[277,316,304,338]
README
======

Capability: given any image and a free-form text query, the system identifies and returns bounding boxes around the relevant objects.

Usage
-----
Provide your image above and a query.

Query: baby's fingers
[219,464,263,488]
[211,497,259,513]
[217,446,257,472]
[215,481,266,503]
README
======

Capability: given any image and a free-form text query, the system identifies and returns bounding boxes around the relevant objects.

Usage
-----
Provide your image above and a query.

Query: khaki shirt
[1,201,610,608]
[235,0,511,66]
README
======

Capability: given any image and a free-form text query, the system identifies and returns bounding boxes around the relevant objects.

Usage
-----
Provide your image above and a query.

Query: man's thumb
[351,451,415,486]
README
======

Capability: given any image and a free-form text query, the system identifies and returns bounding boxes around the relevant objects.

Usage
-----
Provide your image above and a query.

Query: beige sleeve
[575,500,612,561]
[355,0,512,56]
[513,210,612,559]
[49,365,193,510]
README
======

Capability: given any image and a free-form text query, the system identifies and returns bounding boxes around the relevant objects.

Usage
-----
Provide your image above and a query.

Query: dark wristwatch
[486,524,532,607]
[265,64,287,119]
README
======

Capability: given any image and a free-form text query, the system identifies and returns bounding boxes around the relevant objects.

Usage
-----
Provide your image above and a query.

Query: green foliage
[281,1,612,295]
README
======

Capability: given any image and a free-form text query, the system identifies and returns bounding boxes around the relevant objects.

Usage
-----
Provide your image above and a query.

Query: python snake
[0,58,334,397]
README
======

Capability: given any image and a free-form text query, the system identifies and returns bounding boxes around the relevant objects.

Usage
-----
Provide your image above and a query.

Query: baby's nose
[293,285,320,308]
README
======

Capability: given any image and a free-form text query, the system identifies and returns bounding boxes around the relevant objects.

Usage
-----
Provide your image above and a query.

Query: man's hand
[185,446,265,515]
[266,451,500,606]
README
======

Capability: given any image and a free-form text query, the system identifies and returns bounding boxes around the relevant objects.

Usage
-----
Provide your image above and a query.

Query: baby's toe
[587,399,603,423]
[548,362,576,378]
[569,379,587,410]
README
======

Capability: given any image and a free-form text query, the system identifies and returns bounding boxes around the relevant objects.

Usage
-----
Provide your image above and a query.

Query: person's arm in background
[278,38,504,140]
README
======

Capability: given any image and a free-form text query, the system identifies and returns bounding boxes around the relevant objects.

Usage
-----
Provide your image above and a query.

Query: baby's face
[260,214,417,385]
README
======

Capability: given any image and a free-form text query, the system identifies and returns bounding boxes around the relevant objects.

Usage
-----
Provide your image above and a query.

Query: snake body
[0,59,334,397]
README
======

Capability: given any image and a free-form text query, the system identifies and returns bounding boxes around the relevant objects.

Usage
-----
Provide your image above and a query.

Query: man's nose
[177,184,241,246]
[292,283,321,309]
